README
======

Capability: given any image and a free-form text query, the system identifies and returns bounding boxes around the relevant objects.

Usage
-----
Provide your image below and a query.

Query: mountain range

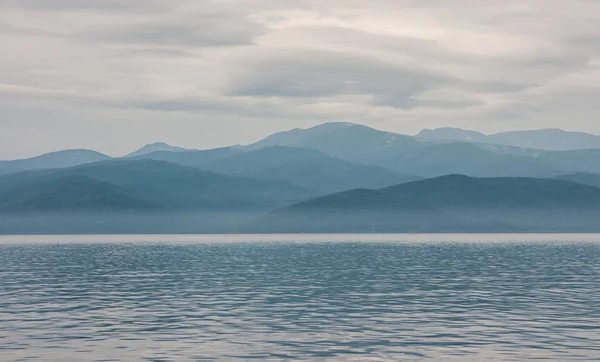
[250,175,600,233]
[243,123,598,177]
[0,149,110,175]
[417,127,600,151]
[2,122,600,234]
[0,160,317,234]
[0,159,315,213]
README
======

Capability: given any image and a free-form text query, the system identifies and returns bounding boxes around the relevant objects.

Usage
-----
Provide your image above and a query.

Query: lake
[1,234,599,361]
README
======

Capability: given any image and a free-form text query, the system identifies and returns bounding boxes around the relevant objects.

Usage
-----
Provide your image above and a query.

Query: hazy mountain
[0,159,317,212]
[203,146,421,193]
[0,175,160,213]
[128,147,243,167]
[247,122,427,167]
[537,149,600,174]
[489,129,600,151]
[0,159,320,234]
[391,143,560,178]
[418,127,600,151]
[554,172,600,189]
[250,175,600,233]
[417,128,488,143]
[0,150,111,175]
[126,142,190,157]
[248,122,600,177]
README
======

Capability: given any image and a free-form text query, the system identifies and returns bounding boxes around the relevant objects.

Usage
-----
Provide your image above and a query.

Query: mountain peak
[125,142,190,158]
[146,142,171,147]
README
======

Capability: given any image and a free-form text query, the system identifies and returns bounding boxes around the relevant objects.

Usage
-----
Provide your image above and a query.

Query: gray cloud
[229,49,446,99]
[227,48,528,110]
[1,0,167,12]
[0,0,599,158]
[85,19,263,48]
[375,96,485,111]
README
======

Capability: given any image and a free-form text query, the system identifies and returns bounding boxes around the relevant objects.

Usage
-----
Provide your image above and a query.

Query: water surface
[1,234,599,361]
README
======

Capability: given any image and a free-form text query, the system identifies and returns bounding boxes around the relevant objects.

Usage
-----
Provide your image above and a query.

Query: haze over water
[1,235,600,361]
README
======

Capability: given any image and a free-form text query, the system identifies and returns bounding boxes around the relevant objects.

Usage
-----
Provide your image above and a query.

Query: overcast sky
[1,0,599,158]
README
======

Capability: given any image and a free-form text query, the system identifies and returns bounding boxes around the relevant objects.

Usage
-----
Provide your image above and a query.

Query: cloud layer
[1,0,599,157]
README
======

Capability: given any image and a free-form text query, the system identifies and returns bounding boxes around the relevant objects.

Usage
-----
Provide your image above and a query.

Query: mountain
[554,172,600,189]
[248,123,562,177]
[489,129,600,151]
[391,143,560,178]
[0,150,111,175]
[250,122,600,177]
[0,159,316,212]
[537,149,600,174]
[249,175,600,233]
[247,122,427,168]
[128,147,243,167]
[0,175,160,213]
[0,159,319,234]
[202,146,421,193]
[418,127,600,151]
[417,128,488,143]
[125,142,190,157]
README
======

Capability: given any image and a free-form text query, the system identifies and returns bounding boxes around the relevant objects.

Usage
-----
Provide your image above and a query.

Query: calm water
[1,234,600,361]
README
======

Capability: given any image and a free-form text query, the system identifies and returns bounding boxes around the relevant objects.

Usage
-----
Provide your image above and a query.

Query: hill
[0,150,111,175]
[202,146,420,193]
[250,175,600,233]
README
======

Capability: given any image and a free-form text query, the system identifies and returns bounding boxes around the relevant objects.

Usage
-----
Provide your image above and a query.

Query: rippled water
[1,235,600,361]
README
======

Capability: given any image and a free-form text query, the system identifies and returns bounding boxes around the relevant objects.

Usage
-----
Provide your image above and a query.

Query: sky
[1,0,599,159]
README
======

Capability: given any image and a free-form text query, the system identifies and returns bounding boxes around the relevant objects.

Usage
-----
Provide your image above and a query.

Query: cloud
[1,0,167,12]
[228,49,446,99]
[0,0,600,157]
[84,19,263,48]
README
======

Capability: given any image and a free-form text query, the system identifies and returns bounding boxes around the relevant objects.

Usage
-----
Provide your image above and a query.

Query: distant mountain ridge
[250,175,600,233]
[3,122,600,182]
[247,122,427,162]
[0,175,160,213]
[418,127,600,151]
[126,143,423,193]
[128,147,243,167]
[201,146,421,193]
[4,121,600,234]
[417,128,488,143]
[1,143,600,233]
[0,149,111,175]
[0,159,318,234]
[0,159,315,213]
[245,123,569,177]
